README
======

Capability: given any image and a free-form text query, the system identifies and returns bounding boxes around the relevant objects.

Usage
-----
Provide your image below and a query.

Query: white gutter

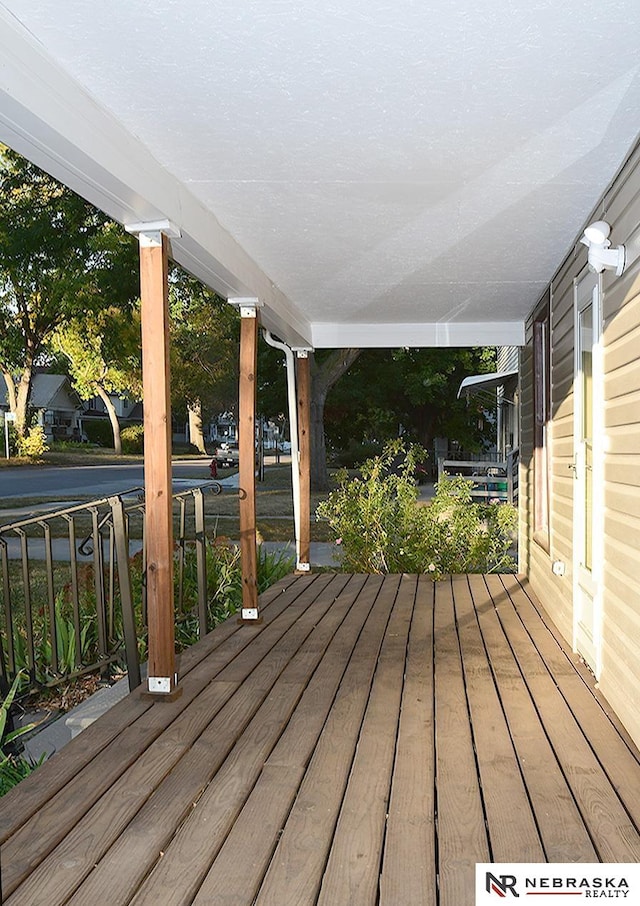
[262,330,304,570]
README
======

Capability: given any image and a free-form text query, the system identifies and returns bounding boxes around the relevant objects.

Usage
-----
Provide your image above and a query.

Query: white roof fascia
[0,9,312,350]
[311,321,525,349]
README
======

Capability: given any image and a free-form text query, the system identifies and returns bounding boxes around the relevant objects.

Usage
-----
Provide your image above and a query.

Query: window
[533,299,550,550]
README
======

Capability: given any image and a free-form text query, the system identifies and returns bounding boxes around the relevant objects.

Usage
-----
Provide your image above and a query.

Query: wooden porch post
[127,220,181,698]
[296,351,311,571]
[237,300,260,620]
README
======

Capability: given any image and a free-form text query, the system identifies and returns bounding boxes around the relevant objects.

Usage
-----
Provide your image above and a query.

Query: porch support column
[235,299,261,621]
[126,219,181,698]
[296,351,311,572]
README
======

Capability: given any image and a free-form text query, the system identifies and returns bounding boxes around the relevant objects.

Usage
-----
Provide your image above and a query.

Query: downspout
[262,330,303,570]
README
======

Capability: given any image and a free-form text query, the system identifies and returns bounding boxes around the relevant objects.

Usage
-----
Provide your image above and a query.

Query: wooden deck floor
[2,572,640,905]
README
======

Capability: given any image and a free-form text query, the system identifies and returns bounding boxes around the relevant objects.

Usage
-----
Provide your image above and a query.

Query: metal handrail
[0,481,230,696]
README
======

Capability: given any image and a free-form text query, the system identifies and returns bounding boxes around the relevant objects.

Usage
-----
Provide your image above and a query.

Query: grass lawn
[0,448,335,542]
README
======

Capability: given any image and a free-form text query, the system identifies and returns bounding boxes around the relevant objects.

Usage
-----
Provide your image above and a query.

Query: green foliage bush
[130,536,294,654]
[83,419,115,447]
[317,441,517,577]
[8,588,102,686]
[16,425,49,459]
[0,671,44,797]
[331,439,383,470]
[120,423,144,454]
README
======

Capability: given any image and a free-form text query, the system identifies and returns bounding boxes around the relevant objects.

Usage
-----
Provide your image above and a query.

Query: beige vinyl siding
[600,157,640,742]
[497,345,519,373]
[600,197,640,742]
[523,135,640,748]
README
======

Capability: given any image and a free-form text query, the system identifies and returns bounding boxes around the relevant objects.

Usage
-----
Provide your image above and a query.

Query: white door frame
[572,270,604,677]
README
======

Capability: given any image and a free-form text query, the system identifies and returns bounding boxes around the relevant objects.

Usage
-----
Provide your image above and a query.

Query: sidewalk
[0,535,338,564]
[261,540,339,568]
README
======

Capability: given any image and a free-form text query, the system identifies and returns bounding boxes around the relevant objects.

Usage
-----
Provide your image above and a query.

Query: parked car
[215,441,239,467]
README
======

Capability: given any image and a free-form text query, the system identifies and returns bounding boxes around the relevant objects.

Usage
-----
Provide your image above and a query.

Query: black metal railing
[0,481,225,695]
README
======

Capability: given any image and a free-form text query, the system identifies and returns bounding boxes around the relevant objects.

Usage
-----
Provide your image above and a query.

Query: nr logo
[486,872,520,897]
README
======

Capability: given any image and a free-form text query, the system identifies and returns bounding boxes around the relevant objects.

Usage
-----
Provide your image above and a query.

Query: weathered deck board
[501,573,640,828]
[491,574,640,862]
[3,573,337,902]
[316,573,412,906]
[128,574,381,906]
[469,573,598,862]
[379,574,436,906]
[0,572,301,846]
[1,572,640,906]
[434,578,489,906]
[452,573,545,862]
[253,574,397,906]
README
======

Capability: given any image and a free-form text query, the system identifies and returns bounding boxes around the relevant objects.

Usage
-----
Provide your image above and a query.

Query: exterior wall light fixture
[580,220,626,276]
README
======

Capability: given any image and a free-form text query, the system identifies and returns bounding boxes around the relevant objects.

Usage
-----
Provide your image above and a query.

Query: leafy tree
[53,303,142,454]
[257,340,287,423]
[324,346,497,472]
[0,147,139,436]
[169,268,240,453]
[257,342,496,490]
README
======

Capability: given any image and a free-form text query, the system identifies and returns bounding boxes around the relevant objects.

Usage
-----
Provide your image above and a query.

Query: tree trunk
[309,383,329,492]
[15,366,33,438]
[95,385,123,455]
[10,333,39,438]
[309,348,361,491]
[187,400,207,454]
[414,403,439,452]
[2,369,17,414]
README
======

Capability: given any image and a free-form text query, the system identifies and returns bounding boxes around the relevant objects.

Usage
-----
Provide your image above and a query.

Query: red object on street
[209,458,218,478]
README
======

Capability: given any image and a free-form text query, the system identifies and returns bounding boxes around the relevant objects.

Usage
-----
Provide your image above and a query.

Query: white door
[573,272,603,675]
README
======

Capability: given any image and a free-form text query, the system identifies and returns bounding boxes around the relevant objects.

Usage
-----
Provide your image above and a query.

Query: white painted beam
[311,321,526,348]
[0,8,313,350]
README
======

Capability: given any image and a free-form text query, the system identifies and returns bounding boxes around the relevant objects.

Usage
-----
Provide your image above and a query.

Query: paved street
[0,459,215,501]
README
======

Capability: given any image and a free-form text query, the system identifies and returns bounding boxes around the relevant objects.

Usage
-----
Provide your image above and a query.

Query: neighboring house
[207,413,285,451]
[520,141,640,748]
[29,373,84,441]
[208,412,237,444]
[83,392,142,422]
[454,351,520,500]
[496,346,519,458]
[457,352,519,460]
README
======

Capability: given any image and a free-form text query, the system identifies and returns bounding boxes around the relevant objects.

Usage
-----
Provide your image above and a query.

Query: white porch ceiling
[1,1,639,349]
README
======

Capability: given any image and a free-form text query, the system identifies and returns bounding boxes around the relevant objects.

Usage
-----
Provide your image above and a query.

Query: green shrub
[16,425,49,459]
[37,595,98,679]
[422,474,517,576]
[332,439,383,470]
[0,671,45,796]
[83,419,115,447]
[120,424,144,454]
[132,535,295,653]
[316,441,516,577]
